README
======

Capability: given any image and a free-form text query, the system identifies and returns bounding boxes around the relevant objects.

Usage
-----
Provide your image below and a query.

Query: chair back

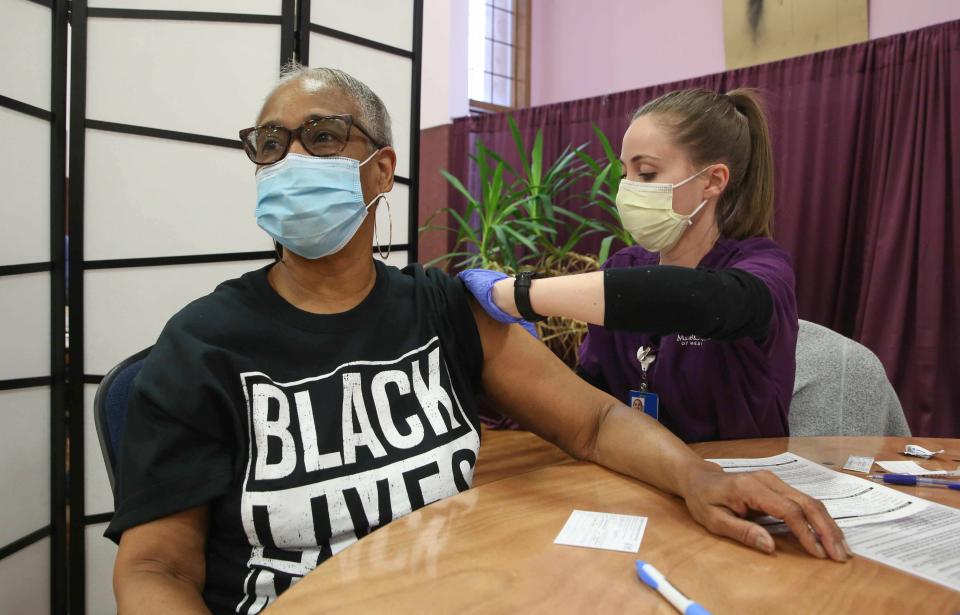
[93,347,152,493]
[791,321,910,436]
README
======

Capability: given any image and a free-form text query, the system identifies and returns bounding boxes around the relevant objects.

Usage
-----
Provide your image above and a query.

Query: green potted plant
[421,118,631,366]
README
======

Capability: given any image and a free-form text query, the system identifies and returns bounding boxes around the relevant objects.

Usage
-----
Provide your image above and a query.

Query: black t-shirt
[105,261,485,614]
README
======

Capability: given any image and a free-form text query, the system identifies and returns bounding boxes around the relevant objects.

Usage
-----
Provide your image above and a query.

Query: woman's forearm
[491,272,606,324]
[586,401,720,498]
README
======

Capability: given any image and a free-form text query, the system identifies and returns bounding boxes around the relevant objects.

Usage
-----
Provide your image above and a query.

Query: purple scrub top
[578,237,798,442]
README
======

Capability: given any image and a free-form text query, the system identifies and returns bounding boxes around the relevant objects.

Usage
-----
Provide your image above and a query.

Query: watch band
[514,271,546,322]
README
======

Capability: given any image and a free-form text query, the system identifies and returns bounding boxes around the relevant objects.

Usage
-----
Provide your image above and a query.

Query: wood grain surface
[270,434,960,614]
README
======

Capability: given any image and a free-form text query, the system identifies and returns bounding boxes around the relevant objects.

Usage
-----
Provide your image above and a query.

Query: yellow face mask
[615,167,709,253]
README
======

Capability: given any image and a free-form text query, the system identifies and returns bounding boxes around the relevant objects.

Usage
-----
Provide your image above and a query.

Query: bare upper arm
[114,505,210,593]
[467,298,618,459]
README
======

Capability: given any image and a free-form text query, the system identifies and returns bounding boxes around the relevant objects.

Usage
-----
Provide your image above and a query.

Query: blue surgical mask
[255,151,384,259]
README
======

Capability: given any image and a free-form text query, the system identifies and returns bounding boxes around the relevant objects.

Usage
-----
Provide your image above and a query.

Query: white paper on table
[875,460,948,476]
[706,452,929,528]
[707,452,960,592]
[553,510,647,553]
[843,501,960,592]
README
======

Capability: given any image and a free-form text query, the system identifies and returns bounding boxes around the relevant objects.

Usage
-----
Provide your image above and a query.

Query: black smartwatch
[514,271,547,322]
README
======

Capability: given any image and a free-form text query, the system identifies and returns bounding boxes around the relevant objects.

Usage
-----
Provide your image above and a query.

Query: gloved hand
[457,269,539,338]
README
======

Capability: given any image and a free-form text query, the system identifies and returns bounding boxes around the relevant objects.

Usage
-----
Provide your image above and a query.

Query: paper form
[708,452,960,593]
[707,453,929,528]
[843,502,960,592]
[553,510,647,553]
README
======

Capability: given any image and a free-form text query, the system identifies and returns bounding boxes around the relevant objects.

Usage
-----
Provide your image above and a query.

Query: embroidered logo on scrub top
[676,334,705,347]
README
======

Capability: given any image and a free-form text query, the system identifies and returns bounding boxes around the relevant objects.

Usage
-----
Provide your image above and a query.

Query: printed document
[709,452,960,592]
[708,452,928,527]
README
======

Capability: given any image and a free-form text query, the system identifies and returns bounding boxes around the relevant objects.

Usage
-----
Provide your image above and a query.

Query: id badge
[628,390,659,421]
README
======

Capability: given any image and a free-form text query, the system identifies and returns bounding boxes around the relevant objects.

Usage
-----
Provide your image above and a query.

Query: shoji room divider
[1,0,422,612]
[0,0,68,613]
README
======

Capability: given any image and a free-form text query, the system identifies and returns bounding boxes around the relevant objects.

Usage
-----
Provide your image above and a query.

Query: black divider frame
[0,0,68,613]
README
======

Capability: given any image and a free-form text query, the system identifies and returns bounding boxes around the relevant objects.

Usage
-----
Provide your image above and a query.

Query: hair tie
[724,93,746,117]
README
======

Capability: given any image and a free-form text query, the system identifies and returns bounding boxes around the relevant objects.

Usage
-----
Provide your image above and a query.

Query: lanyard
[636,345,657,392]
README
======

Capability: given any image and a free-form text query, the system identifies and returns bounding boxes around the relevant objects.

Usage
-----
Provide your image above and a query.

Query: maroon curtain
[449,20,960,437]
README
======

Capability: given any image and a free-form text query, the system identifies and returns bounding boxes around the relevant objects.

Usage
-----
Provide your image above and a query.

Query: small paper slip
[876,460,947,476]
[843,455,874,473]
[553,510,647,553]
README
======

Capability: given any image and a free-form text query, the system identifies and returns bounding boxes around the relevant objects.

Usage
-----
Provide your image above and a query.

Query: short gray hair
[264,62,393,148]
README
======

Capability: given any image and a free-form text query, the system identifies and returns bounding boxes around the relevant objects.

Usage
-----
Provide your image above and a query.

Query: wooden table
[270,436,960,614]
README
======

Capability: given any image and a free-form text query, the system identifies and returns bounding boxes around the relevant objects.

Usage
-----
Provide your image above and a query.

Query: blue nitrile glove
[457,268,539,338]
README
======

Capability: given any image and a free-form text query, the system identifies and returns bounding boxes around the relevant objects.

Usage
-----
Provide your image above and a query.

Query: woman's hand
[457,269,534,334]
[679,464,852,562]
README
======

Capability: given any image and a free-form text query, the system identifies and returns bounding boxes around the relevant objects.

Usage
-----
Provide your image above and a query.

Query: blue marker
[636,560,712,615]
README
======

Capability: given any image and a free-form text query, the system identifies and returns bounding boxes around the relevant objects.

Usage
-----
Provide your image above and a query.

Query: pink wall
[869,0,960,38]
[530,0,725,107]
[531,0,960,107]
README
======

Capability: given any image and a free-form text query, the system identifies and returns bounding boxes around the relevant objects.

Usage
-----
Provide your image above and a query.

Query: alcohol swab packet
[903,445,944,459]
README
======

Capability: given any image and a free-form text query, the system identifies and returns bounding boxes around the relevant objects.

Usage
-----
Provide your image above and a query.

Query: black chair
[93,347,152,494]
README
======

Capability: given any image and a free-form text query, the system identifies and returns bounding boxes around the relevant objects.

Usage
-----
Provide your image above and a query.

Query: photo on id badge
[629,390,659,421]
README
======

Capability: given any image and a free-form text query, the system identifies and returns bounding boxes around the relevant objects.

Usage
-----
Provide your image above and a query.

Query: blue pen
[636,560,712,615]
[869,474,960,490]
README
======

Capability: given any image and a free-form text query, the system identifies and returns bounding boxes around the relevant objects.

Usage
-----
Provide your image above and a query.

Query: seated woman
[462,88,796,443]
[108,66,849,615]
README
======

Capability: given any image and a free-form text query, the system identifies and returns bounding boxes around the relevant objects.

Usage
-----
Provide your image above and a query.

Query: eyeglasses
[238,114,383,165]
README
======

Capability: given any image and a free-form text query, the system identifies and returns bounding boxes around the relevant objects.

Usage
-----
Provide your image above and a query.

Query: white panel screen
[0,387,50,547]
[86,18,281,140]
[84,384,113,517]
[0,273,50,380]
[310,0,414,52]
[89,0,282,12]
[84,260,272,375]
[309,34,412,178]
[0,537,49,615]
[84,130,268,260]
[0,107,50,266]
[86,522,118,615]
[0,0,51,111]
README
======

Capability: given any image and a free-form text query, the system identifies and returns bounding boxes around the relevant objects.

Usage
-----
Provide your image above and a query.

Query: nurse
[462,88,796,442]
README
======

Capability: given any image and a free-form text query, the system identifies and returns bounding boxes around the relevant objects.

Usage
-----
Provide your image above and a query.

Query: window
[468,0,530,112]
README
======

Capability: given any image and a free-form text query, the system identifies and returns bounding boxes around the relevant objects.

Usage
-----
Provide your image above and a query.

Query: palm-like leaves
[421,117,632,271]
[418,119,638,365]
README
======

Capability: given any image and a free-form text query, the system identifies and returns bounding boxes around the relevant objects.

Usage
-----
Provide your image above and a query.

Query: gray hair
[266,62,393,148]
